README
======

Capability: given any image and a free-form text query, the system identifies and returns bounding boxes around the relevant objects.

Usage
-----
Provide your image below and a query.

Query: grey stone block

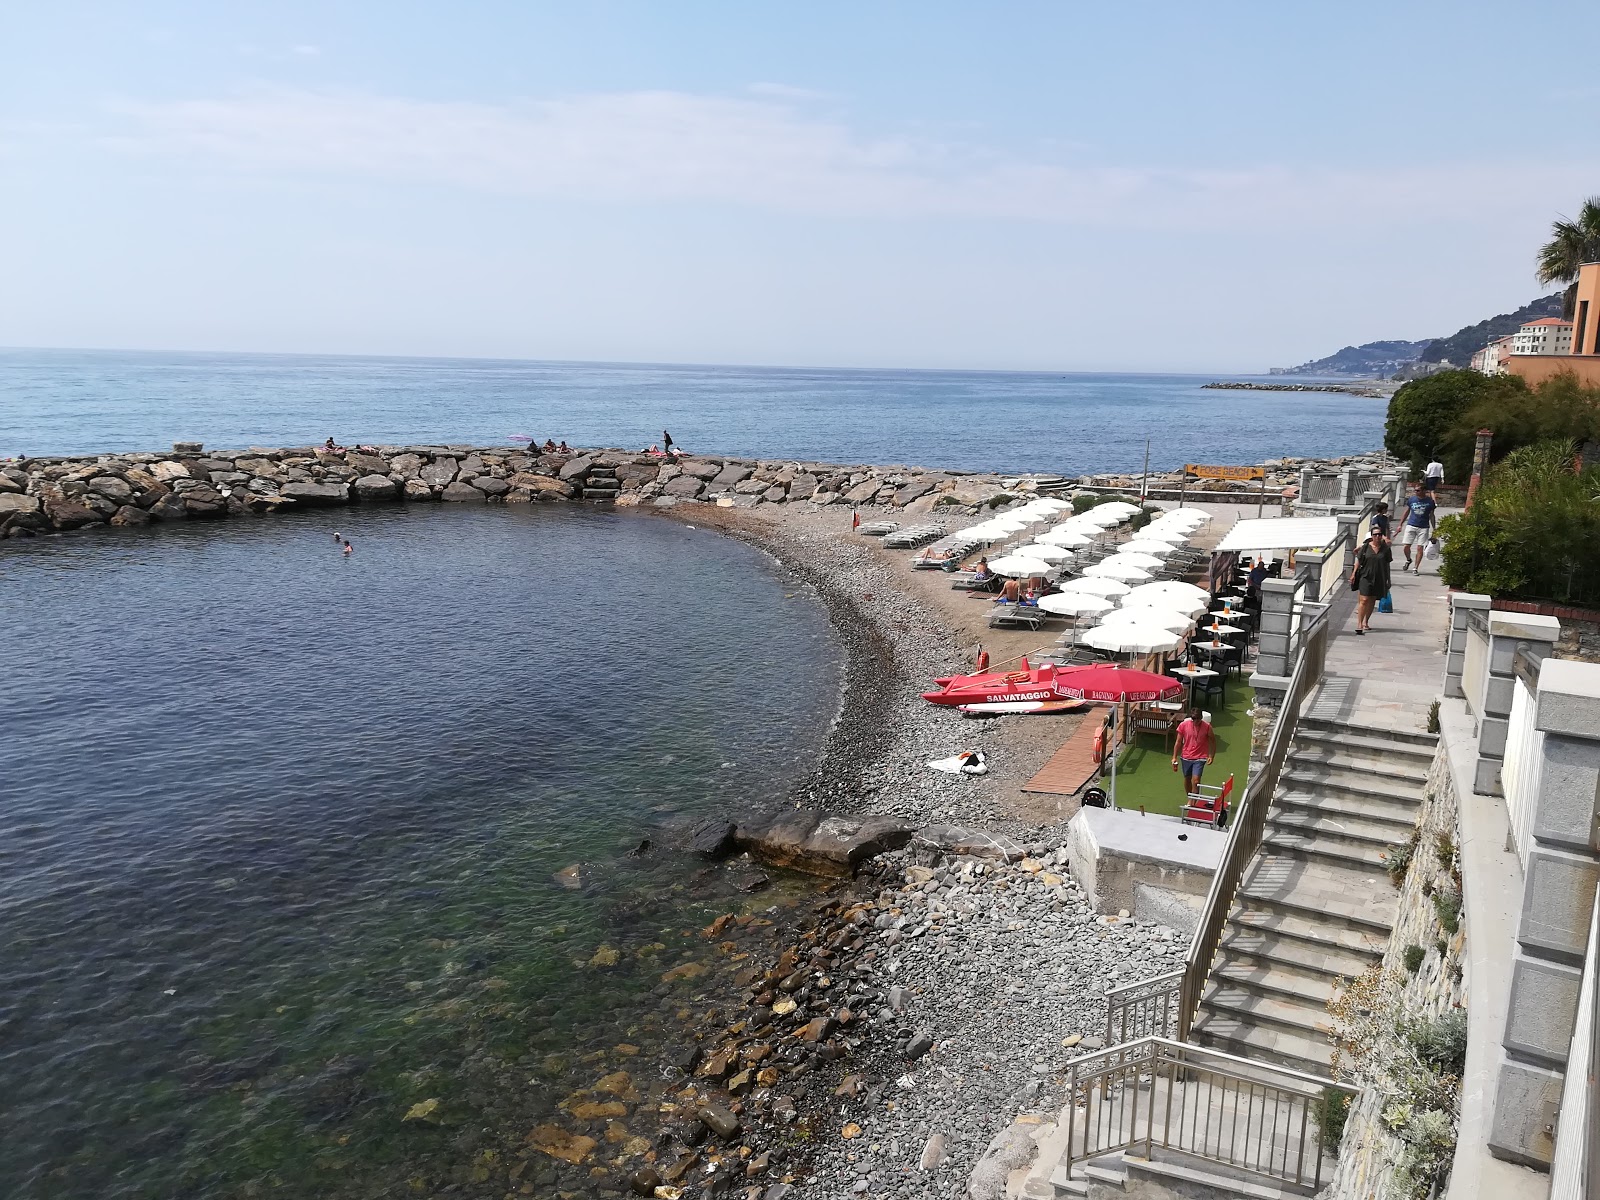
[1258,610,1292,636]
[1503,952,1583,1066]
[1474,756,1503,796]
[1480,716,1509,757]
[1517,848,1600,961]
[1445,677,1466,699]
[1535,658,1600,741]
[1484,675,1516,718]
[1449,627,1467,652]
[1452,592,1492,612]
[1258,632,1290,659]
[1532,734,1600,851]
[1447,649,1465,675]
[1489,1056,1562,1168]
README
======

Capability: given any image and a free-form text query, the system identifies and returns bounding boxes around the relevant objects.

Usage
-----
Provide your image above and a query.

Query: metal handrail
[1105,970,1184,1044]
[1177,605,1333,1037]
[1064,1036,1354,1190]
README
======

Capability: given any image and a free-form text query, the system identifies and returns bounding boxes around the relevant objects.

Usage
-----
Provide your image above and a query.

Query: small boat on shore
[922,657,1088,707]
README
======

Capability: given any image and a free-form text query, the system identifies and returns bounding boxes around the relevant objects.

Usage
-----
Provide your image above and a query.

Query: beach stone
[627,1167,662,1196]
[920,1132,947,1169]
[420,457,457,488]
[553,864,583,890]
[353,474,398,499]
[697,1105,740,1140]
[662,475,705,498]
[43,497,98,528]
[457,454,485,477]
[526,1124,597,1166]
[280,481,349,506]
[966,1122,1038,1200]
[440,481,486,502]
[911,824,1025,863]
[905,1030,935,1060]
[689,818,737,858]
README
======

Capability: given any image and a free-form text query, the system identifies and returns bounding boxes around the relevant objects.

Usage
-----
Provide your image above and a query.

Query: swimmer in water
[342,540,353,556]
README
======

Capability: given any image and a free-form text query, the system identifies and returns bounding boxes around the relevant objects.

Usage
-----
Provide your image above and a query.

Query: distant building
[1509,316,1573,356]
[1470,335,1514,375]
[1505,262,1600,386]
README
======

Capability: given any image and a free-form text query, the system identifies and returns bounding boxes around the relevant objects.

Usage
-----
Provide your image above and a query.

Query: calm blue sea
[0,505,842,1199]
[0,348,1383,474]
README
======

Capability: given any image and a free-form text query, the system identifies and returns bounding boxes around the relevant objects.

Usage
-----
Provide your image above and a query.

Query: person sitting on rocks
[543,438,557,452]
[324,437,345,454]
[557,440,571,454]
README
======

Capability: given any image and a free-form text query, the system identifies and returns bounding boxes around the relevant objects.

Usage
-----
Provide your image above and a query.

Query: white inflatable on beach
[928,751,988,775]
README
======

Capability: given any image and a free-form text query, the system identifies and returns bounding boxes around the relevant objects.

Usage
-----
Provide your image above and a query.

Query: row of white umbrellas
[979,499,1189,579]
[1038,577,1218,654]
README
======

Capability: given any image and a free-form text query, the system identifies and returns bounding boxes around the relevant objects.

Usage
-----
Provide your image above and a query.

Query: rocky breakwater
[0,441,1050,538]
[612,831,1183,1200]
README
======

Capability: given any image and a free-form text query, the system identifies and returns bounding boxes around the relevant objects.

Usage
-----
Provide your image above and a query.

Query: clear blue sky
[3,2,1597,371]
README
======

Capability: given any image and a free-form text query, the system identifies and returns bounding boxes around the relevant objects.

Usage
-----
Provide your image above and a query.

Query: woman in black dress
[1350,529,1392,634]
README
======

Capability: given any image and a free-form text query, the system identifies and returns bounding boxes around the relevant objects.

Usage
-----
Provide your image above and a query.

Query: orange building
[1505,261,1600,386]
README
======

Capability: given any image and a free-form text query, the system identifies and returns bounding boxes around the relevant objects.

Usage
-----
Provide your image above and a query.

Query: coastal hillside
[1270,340,1435,377]
[1418,292,1564,364]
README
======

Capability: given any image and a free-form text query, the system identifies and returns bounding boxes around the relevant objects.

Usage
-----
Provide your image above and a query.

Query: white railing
[1501,673,1543,870]
[1063,1037,1352,1190]
[1462,611,1490,719]
[1549,884,1600,1200]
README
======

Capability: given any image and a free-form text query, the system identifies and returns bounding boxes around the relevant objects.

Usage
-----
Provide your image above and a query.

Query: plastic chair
[1181,774,1235,828]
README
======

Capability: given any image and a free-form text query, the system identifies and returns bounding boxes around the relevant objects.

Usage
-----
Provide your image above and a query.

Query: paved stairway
[1187,715,1438,1076]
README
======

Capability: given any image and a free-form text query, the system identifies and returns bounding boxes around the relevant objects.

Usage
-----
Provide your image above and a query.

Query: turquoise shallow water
[0,348,1383,474]
[0,505,843,1198]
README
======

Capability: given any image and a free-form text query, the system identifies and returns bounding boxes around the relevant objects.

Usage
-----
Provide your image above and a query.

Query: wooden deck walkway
[1022,712,1107,796]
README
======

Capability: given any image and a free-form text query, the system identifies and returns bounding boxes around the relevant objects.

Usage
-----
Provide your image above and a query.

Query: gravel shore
[630,501,1187,1200]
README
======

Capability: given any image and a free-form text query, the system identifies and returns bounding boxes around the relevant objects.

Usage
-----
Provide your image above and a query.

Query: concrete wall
[1326,743,1468,1200]
[1061,807,1222,932]
[1490,656,1600,1168]
[1503,355,1600,388]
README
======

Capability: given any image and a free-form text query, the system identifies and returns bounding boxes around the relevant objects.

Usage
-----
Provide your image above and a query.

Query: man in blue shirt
[1398,482,1437,574]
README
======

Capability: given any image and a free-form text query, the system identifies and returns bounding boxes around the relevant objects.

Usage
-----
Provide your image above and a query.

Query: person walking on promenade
[1398,481,1437,574]
[1423,456,1444,497]
[1171,707,1215,798]
[1370,500,1390,543]
[1350,527,1392,634]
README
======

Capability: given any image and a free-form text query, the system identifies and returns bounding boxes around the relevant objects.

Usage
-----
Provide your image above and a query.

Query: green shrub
[1402,944,1426,974]
[1433,888,1462,935]
[1383,833,1418,887]
[1427,699,1440,734]
[1402,1009,1468,1075]
[1434,832,1457,875]
[1312,1089,1352,1151]
[1394,1107,1458,1199]
[1070,493,1101,514]
[1385,369,1526,482]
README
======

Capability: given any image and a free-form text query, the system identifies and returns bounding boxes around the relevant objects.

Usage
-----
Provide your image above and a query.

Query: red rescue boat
[922,657,1089,707]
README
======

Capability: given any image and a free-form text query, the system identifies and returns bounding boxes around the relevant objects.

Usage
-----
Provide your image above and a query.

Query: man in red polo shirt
[1171,708,1215,797]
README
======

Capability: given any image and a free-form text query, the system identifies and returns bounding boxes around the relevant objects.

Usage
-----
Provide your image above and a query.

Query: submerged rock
[733,809,914,877]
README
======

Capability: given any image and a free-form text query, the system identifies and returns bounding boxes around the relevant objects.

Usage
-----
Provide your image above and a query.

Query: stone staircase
[579,463,620,502]
[1048,1147,1328,1198]
[1187,716,1437,1076]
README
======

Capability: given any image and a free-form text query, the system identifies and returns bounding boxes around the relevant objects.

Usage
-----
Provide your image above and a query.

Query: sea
[0,350,1386,1198]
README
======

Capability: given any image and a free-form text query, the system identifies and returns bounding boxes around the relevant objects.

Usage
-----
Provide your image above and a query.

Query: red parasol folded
[1051,665,1182,703]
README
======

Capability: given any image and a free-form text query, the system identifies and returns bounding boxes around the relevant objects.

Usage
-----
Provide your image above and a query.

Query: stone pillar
[1382,471,1404,511]
[1298,464,1313,508]
[1249,578,1300,701]
[1467,427,1493,508]
[1337,466,1359,506]
[1472,613,1561,796]
[1491,658,1600,1168]
[1445,592,1490,700]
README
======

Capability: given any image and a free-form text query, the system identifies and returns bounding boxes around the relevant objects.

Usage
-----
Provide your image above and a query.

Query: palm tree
[1536,196,1600,318]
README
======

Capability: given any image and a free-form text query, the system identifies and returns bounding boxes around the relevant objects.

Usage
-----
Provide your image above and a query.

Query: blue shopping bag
[1377,592,1394,614]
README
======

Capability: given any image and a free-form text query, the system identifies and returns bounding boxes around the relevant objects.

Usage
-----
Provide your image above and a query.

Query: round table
[1170,663,1220,706]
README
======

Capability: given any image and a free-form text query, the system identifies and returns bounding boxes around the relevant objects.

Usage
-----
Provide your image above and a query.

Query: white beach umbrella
[1107,551,1164,569]
[1093,501,1142,518]
[1120,594,1208,619]
[1015,543,1074,562]
[1076,508,1126,527]
[987,554,1054,577]
[1037,528,1096,549]
[989,516,1031,532]
[1082,559,1154,581]
[1032,498,1072,513]
[1083,623,1184,655]
[1121,539,1180,556]
[1036,592,1114,617]
[1057,576,1132,598]
[1159,508,1213,525]
[1099,606,1193,633]
[1124,579,1209,601]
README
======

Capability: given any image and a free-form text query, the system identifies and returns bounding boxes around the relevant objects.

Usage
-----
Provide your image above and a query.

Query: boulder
[146,493,188,521]
[353,474,399,500]
[0,493,41,516]
[761,485,787,503]
[509,472,575,499]
[711,465,752,488]
[844,478,882,503]
[734,811,915,877]
[280,482,349,506]
[43,497,98,529]
[419,458,457,488]
[688,818,737,859]
[457,454,486,478]
[616,464,659,489]
[345,452,389,475]
[788,473,819,500]
[0,473,21,494]
[662,475,705,499]
[234,457,280,477]
[88,476,134,504]
[894,477,938,506]
[151,460,191,482]
[734,478,768,495]
[109,504,150,527]
[403,478,435,501]
[559,456,594,481]
[681,460,722,481]
[440,481,487,502]
[389,452,424,477]
[473,476,510,497]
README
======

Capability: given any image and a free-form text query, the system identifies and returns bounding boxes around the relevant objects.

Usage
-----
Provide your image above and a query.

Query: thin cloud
[101,87,1594,231]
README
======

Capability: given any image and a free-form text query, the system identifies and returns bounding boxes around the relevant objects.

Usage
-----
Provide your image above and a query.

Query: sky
[3,2,1598,373]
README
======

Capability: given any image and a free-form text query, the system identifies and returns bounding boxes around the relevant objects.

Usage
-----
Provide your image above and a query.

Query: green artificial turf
[1095,684,1253,817]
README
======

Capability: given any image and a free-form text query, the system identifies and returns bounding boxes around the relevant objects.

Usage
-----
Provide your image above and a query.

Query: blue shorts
[1179,757,1207,783]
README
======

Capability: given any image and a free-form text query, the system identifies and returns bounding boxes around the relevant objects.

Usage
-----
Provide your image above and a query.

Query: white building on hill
[1510,316,1573,357]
